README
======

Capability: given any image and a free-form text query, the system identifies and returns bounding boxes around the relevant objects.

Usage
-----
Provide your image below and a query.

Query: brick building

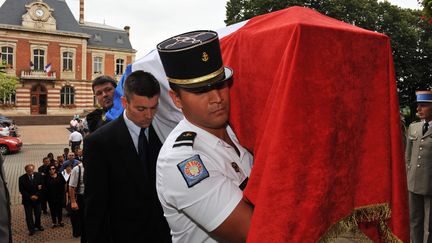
[0,0,135,115]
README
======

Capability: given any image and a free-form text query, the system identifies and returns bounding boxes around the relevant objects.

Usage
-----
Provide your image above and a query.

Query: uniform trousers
[70,194,86,242]
[23,201,42,232]
[409,191,432,243]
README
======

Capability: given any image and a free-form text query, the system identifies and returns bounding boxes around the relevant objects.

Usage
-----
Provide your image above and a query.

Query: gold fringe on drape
[318,203,403,243]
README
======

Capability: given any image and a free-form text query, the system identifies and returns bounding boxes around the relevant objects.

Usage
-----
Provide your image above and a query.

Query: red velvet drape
[220,6,409,242]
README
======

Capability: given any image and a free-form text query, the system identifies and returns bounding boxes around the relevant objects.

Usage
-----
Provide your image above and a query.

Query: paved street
[4,125,78,243]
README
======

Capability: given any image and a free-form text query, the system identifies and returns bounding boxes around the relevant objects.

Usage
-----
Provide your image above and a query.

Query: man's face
[169,83,230,132]
[43,158,50,165]
[121,94,159,128]
[67,152,75,161]
[25,165,34,175]
[417,103,432,121]
[77,149,82,156]
[94,82,115,110]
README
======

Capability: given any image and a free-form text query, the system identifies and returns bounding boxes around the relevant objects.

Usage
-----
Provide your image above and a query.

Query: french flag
[44,63,52,76]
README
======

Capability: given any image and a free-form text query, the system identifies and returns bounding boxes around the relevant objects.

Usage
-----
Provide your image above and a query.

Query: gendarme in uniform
[156,30,253,242]
[406,90,432,243]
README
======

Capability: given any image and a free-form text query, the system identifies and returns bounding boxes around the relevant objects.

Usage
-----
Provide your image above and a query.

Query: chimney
[124,26,130,37]
[79,0,84,24]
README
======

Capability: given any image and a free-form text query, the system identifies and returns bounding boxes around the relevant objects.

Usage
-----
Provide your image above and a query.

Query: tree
[0,60,18,104]
[225,0,432,123]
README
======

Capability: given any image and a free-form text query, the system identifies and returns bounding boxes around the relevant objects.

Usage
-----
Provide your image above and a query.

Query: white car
[0,126,9,137]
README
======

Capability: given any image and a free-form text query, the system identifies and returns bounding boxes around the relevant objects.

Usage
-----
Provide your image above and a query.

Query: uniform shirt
[69,131,83,142]
[156,118,253,243]
[406,120,432,195]
[69,163,84,195]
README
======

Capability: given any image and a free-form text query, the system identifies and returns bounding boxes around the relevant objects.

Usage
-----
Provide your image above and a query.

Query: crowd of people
[18,147,85,238]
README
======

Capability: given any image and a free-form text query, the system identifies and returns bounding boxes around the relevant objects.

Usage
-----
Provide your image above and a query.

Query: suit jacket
[18,172,43,204]
[83,113,171,243]
[406,121,432,195]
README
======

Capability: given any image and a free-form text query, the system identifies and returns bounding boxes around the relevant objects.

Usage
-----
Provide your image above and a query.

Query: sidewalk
[18,125,71,145]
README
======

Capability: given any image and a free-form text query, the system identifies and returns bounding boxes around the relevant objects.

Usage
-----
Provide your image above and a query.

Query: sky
[0,0,423,59]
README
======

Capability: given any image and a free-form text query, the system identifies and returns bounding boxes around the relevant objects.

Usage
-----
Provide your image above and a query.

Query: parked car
[0,126,9,137]
[0,135,22,155]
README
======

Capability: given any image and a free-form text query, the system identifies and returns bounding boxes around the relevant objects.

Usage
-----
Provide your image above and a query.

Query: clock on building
[35,8,44,17]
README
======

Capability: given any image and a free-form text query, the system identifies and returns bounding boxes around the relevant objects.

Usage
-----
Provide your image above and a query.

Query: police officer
[156,30,253,242]
[406,90,432,243]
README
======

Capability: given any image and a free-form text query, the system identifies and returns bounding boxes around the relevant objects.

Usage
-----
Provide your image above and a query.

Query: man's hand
[71,201,79,210]
[30,195,38,201]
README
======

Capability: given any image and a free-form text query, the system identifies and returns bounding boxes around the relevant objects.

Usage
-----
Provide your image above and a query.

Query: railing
[20,70,57,80]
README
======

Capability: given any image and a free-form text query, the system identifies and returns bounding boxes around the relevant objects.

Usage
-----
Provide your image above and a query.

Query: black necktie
[138,128,148,163]
[423,122,429,135]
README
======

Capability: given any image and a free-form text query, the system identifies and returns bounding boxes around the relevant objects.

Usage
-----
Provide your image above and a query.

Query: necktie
[423,122,429,135]
[138,128,148,163]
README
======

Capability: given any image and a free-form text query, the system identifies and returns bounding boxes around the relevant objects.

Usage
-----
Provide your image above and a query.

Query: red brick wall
[75,45,82,79]
[105,53,114,76]
[86,52,92,80]
[15,38,30,75]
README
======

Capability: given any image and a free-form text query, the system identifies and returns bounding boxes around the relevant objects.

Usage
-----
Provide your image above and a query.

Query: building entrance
[30,84,47,115]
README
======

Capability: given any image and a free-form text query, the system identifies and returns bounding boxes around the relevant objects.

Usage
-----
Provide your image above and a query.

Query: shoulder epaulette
[173,131,196,148]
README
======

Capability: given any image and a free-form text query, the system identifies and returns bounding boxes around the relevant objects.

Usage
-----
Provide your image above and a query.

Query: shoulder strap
[75,165,81,194]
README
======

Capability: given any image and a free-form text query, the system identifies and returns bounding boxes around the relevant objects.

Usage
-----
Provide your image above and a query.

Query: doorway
[30,84,47,115]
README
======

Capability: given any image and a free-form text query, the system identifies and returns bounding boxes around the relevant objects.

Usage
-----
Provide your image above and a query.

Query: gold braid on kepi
[157,30,233,92]
[319,203,402,243]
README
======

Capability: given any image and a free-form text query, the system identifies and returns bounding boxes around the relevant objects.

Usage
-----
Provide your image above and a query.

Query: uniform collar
[183,118,237,149]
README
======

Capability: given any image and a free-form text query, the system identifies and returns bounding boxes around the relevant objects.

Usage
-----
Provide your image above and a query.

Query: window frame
[60,85,75,106]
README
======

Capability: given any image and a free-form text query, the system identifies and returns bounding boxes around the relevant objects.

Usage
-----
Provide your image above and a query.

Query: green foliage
[225,0,432,123]
[0,60,18,101]
[421,0,432,17]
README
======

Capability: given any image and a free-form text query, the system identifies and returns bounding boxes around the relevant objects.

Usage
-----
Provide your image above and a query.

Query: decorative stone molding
[22,1,57,31]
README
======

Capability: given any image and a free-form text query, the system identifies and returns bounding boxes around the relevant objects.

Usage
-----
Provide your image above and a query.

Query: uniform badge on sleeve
[177,154,209,188]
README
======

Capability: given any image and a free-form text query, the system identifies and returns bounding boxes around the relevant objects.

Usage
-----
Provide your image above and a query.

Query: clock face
[35,9,44,17]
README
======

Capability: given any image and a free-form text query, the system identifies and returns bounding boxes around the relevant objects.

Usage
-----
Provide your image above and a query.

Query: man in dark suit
[86,75,117,133]
[18,164,45,235]
[84,70,171,242]
[0,155,11,243]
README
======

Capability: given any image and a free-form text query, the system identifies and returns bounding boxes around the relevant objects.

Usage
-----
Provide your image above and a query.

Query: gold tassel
[318,203,402,243]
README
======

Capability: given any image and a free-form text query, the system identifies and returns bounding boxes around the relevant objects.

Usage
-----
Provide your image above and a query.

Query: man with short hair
[38,157,50,214]
[69,128,83,151]
[156,30,253,242]
[60,152,79,172]
[86,75,117,133]
[84,70,171,242]
[406,90,432,243]
[69,161,85,241]
[19,164,44,236]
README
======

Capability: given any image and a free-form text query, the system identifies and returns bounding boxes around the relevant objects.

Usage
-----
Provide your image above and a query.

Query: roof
[0,0,133,51]
[80,23,133,50]
[0,0,82,33]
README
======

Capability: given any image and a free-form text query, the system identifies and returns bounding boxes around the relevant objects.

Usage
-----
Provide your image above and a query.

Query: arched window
[33,49,45,71]
[1,46,13,68]
[60,86,75,105]
[62,52,73,71]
